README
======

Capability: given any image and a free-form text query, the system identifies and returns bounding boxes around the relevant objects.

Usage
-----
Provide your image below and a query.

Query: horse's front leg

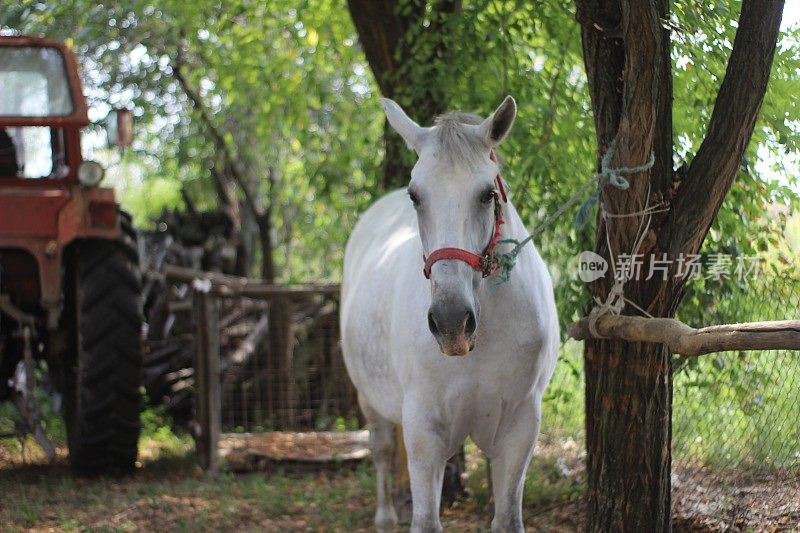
[402,409,449,533]
[489,397,542,533]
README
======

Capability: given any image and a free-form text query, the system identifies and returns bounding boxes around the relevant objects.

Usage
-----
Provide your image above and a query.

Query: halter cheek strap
[422,150,507,279]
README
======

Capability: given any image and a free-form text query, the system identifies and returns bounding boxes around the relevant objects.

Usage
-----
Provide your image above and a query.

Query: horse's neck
[501,200,531,250]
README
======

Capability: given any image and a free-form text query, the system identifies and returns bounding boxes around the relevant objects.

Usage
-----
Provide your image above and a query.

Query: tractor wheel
[64,214,143,475]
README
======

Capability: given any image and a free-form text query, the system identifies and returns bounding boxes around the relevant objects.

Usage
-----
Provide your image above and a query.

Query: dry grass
[5,431,796,532]
[0,433,585,532]
[673,464,800,532]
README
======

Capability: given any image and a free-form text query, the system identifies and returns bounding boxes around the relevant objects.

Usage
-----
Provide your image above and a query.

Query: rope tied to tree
[489,141,656,288]
[585,149,660,334]
[575,139,656,228]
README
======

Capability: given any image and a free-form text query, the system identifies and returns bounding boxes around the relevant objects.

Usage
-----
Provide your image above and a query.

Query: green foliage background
[3,1,798,292]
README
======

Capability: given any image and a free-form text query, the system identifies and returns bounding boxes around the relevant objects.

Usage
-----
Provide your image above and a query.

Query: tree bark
[576,1,673,529]
[574,0,783,530]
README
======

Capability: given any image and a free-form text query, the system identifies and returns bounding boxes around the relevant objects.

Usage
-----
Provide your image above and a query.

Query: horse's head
[380,96,517,356]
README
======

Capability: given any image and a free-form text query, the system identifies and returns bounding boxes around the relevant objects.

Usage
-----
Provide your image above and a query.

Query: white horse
[341,96,559,532]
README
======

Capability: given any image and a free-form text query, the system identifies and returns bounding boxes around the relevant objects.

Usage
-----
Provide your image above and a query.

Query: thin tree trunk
[173,43,276,283]
[255,207,275,284]
[347,0,461,190]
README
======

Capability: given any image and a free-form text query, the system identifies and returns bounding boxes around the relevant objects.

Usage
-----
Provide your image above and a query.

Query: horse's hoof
[375,507,398,531]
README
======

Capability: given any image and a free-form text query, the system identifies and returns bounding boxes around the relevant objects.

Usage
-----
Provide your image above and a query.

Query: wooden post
[283,299,297,429]
[192,279,221,472]
[267,296,293,428]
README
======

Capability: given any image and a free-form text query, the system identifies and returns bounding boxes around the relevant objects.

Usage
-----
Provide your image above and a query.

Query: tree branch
[569,316,800,356]
[660,0,785,257]
[171,47,265,219]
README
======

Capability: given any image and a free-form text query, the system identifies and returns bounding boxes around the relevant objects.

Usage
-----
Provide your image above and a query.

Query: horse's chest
[429,363,534,426]
[413,379,525,456]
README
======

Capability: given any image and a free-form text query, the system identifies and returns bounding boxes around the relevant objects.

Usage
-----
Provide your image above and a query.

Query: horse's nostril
[465,310,477,336]
[428,312,439,336]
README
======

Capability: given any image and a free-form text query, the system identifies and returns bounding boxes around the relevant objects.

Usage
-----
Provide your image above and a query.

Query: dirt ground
[217,432,800,532]
[1,433,797,532]
[672,464,800,532]
[0,433,585,532]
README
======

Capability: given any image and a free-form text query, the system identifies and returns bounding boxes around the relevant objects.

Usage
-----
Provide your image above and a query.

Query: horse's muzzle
[428,306,477,356]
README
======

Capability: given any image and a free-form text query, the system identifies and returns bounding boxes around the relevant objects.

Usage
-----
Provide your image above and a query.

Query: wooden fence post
[192,279,221,472]
[283,299,297,429]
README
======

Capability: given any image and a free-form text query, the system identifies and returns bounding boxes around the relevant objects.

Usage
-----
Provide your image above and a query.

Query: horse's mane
[433,112,489,166]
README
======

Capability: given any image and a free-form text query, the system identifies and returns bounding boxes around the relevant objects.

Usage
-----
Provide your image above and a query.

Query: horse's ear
[380,97,429,153]
[476,95,517,147]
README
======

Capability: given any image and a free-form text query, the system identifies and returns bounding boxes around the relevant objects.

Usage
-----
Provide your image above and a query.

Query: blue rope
[490,141,655,288]
[576,141,655,228]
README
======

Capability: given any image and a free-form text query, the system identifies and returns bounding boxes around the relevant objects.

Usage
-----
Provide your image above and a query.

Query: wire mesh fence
[540,265,800,530]
[217,292,359,433]
[671,271,800,529]
[143,274,360,435]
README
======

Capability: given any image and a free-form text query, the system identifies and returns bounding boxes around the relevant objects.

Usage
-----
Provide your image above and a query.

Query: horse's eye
[480,190,496,205]
[408,190,420,208]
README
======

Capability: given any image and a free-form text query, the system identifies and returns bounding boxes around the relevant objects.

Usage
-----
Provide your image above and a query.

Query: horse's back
[343,189,416,295]
[341,189,420,422]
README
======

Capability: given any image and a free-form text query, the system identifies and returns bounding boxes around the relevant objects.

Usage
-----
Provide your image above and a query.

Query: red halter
[422,150,508,279]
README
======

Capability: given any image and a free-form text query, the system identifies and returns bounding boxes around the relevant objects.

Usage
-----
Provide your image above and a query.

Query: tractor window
[0,127,60,179]
[0,47,74,117]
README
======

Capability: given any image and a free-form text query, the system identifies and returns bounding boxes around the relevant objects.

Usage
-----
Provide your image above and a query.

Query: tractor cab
[0,37,131,328]
[0,38,94,181]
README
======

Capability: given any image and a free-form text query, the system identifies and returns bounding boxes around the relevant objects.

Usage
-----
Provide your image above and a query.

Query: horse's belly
[341,273,411,425]
[341,321,404,423]
[341,190,426,424]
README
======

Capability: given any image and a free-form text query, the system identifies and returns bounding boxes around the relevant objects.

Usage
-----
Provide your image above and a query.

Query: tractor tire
[64,213,143,475]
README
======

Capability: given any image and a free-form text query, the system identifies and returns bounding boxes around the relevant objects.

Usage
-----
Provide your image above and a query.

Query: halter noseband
[422,150,508,279]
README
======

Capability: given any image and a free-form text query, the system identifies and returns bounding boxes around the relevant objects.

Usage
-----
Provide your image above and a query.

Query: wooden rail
[568,316,800,356]
[164,265,340,299]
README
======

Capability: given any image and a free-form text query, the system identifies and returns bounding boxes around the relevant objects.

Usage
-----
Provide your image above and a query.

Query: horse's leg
[489,398,541,533]
[393,425,413,524]
[402,413,448,533]
[359,393,398,530]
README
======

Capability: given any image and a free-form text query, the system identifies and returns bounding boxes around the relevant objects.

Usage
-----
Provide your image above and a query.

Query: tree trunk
[347,0,461,190]
[255,207,275,284]
[577,1,675,527]
[585,340,673,531]
[575,0,784,530]
[173,45,276,283]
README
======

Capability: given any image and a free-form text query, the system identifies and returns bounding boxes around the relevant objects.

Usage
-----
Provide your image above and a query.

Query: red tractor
[0,36,143,474]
